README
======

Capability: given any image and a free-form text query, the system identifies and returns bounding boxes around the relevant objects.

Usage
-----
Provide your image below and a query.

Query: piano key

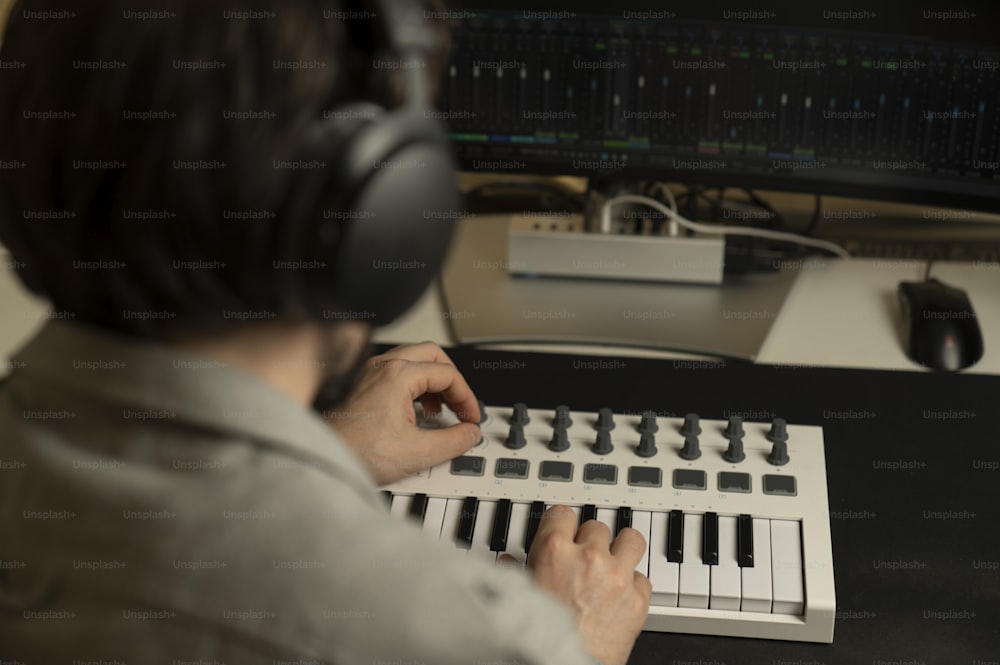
[702,511,719,565]
[678,513,710,609]
[597,508,617,543]
[525,500,545,554]
[441,498,467,552]
[389,494,410,520]
[421,497,448,538]
[581,504,598,524]
[770,519,805,615]
[667,509,684,562]
[500,501,531,567]
[569,505,583,524]
[470,499,499,564]
[380,490,392,506]
[738,513,754,567]
[648,510,679,606]
[741,518,773,612]
[616,506,633,532]
[409,493,429,523]
[710,515,742,610]
[456,496,479,550]
[630,509,652,576]
[490,499,513,552]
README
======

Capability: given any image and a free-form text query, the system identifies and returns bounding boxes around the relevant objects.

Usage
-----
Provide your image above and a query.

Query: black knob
[553,405,573,429]
[723,437,745,463]
[724,416,745,439]
[638,411,659,434]
[593,429,614,455]
[723,416,745,463]
[511,402,530,427]
[680,413,701,437]
[636,431,657,458]
[767,440,790,466]
[679,435,701,460]
[766,418,790,465]
[477,400,487,424]
[549,426,570,452]
[596,408,616,431]
[766,418,788,443]
[506,425,526,450]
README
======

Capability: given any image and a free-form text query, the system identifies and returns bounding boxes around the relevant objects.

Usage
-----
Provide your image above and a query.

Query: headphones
[274,0,460,325]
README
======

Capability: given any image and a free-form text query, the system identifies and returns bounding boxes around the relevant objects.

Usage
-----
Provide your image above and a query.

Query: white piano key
[710,515,742,611]
[678,513,710,609]
[648,511,679,606]
[440,498,467,553]
[389,494,410,520]
[469,499,499,565]
[741,518,773,613]
[421,497,448,538]
[500,501,530,567]
[630,510,652,576]
[770,519,805,615]
[597,508,617,544]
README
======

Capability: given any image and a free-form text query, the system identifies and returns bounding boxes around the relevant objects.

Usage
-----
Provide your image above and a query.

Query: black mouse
[897,278,984,372]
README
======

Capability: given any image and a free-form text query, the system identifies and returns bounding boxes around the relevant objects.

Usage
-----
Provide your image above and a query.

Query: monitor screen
[434,0,1000,212]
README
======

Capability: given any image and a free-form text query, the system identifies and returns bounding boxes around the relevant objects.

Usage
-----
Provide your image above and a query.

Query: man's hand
[324,342,482,485]
[525,506,652,665]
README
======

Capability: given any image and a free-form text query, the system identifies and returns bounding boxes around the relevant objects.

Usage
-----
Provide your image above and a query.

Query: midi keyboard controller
[384,403,836,643]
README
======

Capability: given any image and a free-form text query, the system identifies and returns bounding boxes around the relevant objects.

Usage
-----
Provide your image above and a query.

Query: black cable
[803,194,822,236]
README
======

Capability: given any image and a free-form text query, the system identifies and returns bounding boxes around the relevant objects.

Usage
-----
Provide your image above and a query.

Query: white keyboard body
[384,404,836,643]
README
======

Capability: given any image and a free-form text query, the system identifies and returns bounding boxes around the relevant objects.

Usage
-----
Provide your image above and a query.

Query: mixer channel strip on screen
[384,404,836,643]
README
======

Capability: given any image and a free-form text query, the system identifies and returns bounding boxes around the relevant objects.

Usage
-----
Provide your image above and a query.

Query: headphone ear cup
[330,138,459,320]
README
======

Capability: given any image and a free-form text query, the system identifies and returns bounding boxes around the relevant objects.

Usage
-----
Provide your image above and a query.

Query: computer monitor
[433,0,1000,212]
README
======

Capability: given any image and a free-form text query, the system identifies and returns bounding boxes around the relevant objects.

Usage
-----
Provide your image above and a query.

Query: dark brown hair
[0,0,450,338]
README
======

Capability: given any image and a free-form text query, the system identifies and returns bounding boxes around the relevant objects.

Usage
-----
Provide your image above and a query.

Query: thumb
[411,422,481,468]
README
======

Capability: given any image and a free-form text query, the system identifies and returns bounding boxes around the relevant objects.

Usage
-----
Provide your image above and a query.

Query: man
[0,0,651,664]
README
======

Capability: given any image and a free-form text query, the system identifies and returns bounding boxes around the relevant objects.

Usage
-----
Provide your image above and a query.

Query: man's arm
[325,342,651,665]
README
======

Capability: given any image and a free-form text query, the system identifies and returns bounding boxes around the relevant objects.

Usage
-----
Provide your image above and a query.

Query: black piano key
[581,504,598,524]
[525,500,545,554]
[738,513,754,567]
[702,511,719,565]
[456,496,479,550]
[408,493,429,523]
[380,490,392,506]
[490,499,513,552]
[616,506,633,533]
[667,509,684,563]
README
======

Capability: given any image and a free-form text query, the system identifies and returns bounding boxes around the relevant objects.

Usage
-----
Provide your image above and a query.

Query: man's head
[0,0,455,344]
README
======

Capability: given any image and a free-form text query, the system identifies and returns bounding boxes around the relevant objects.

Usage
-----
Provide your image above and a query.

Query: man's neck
[175,323,325,409]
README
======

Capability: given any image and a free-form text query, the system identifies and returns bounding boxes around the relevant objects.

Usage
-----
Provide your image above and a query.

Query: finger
[610,528,648,569]
[408,422,481,469]
[377,341,457,368]
[418,393,443,415]
[575,519,612,548]
[634,570,653,600]
[497,553,518,569]
[532,505,578,548]
[400,362,479,425]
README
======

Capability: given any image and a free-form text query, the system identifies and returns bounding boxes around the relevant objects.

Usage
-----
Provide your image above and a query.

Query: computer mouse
[897,278,984,372]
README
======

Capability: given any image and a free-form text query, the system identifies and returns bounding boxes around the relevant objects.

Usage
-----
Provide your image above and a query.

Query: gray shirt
[0,321,594,664]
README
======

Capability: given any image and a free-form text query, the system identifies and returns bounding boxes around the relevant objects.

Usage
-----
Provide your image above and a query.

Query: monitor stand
[440,215,801,360]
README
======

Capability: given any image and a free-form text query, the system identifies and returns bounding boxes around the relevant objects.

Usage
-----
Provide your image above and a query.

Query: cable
[923,258,936,281]
[600,194,852,259]
[803,194,822,236]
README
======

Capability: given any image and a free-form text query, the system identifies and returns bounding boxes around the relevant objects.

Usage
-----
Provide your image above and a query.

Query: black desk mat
[429,345,1000,664]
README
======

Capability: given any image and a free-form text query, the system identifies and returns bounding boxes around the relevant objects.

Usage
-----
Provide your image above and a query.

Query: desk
[372,255,1000,374]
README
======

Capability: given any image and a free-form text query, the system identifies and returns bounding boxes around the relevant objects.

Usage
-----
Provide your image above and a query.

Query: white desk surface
[2,251,998,375]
